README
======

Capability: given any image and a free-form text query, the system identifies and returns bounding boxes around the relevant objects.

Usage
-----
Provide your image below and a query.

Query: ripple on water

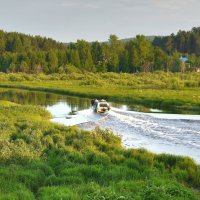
[77,107,200,163]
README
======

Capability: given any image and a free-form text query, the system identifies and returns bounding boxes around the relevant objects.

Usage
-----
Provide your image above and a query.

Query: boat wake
[48,104,200,163]
[78,107,200,163]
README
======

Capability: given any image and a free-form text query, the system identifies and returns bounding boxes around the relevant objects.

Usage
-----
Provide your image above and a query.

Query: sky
[0,0,199,42]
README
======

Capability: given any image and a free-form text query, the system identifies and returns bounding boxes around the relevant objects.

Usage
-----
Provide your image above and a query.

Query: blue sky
[0,0,199,42]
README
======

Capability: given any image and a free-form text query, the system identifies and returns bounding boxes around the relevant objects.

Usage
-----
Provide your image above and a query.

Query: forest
[1,27,200,74]
[153,27,200,56]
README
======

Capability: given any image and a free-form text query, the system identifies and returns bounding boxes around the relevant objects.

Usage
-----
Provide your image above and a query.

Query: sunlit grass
[0,72,200,110]
[0,100,18,106]
[0,101,199,199]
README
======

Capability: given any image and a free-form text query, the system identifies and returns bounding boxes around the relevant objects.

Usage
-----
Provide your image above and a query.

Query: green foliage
[153,27,200,57]
[0,101,199,199]
[1,28,200,74]
[38,187,79,200]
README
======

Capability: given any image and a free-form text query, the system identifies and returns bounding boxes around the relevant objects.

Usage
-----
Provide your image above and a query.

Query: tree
[119,49,129,72]
[77,40,94,71]
[19,61,29,72]
[0,32,5,53]
[0,53,13,72]
[153,47,167,71]
[91,41,103,66]
[126,36,153,72]
[8,63,16,72]
[107,35,123,72]
[57,50,68,67]
[69,49,81,69]
[46,50,58,73]
[171,52,182,72]
[126,40,140,72]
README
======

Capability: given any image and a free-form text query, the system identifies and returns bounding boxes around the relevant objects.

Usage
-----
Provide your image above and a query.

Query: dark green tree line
[0,28,200,74]
[153,27,200,56]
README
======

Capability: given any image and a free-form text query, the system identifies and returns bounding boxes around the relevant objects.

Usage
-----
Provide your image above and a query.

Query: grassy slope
[0,101,200,199]
[0,72,200,110]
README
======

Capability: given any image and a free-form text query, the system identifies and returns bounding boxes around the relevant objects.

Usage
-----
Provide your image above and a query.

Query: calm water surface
[1,88,200,163]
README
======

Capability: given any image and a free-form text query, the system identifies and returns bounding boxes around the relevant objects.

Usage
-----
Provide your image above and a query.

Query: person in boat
[91,99,98,106]
[91,99,95,106]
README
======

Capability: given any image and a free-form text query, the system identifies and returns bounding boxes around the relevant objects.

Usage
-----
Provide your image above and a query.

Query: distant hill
[64,36,157,46]
[120,36,156,43]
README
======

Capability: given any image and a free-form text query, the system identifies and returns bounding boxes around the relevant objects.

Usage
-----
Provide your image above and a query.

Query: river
[1,88,200,163]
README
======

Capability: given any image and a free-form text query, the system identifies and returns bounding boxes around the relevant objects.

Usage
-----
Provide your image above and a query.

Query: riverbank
[0,72,200,111]
[0,101,200,199]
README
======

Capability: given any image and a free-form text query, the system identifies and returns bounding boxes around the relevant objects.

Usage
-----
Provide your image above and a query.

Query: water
[1,88,200,163]
[79,108,200,163]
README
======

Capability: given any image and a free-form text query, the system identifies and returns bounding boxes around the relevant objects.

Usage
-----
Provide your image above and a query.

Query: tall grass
[0,101,199,199]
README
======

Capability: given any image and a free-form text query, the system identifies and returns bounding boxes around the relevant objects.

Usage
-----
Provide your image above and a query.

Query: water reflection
[0,88,200,115]
[0,88,91,112]
[110,101,200,115]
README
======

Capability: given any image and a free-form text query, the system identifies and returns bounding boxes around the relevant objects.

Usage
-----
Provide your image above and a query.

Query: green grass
[0,100,17,106]
[0,101,200,199]
[0,72,200,110]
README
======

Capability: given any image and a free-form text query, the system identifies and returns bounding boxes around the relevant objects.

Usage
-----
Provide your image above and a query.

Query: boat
[91,99,110,113]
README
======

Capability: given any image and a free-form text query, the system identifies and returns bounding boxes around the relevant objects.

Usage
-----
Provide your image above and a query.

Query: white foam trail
[148,113,200,120]
[110,108,200,144]
[50,114,88,126]
[111,107,200,121]
[48,105,200,163]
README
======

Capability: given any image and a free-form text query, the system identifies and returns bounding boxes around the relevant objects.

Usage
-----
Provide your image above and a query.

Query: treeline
[153,27,200,56]
[0,28,200,74]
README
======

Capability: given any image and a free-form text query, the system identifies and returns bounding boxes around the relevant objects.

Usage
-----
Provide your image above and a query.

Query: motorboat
[91,99,110,113]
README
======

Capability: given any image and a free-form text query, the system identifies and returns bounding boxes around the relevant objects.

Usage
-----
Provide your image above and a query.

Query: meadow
[0,71,200,111]
[0,100,200,199]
